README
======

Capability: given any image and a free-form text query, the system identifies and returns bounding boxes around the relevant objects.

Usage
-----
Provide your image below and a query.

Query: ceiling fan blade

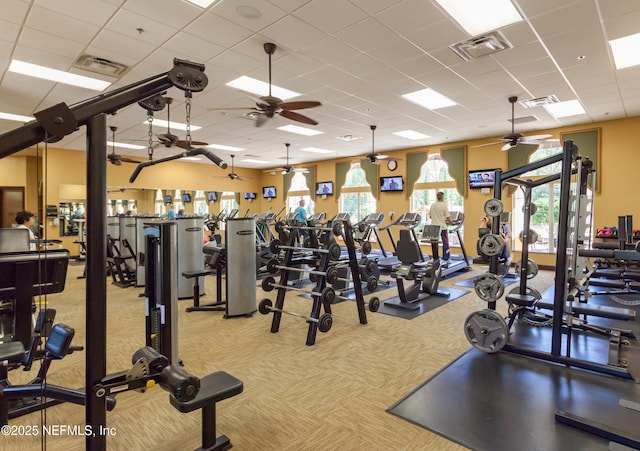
[208,107,256,111]
[471,140,505,148]
[175,140,208,150]
[501,142,513,151]
[279,101,322,111]
[263,167,286,173]
[522,133,552,141]
[279,109,318,125]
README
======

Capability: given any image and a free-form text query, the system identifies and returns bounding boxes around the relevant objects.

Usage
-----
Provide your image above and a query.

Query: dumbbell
[258,298,333,333]
[325,266,378,293]
[269,239,342,261]
[261,276,337,304]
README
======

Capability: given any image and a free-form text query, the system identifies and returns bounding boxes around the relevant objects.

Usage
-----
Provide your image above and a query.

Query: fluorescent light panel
[610,32,640,69]
[543,99,585,118]
[147,119,201,132]
[402,88,457,110]
[277,124,323,136]
[226,76,299,101]
[434,0,523,36]
[242,158,269,164]
[0,112,33,122]
[300,147,333,154]
[107,141,145,150]
[184,0,219,8]
[207,144,245,151]
[393,130,431,140]
[9,59,111,91]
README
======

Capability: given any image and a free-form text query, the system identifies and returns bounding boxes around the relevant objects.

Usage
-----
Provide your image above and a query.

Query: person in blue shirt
[167,204,176,220]
[294,199,309,245]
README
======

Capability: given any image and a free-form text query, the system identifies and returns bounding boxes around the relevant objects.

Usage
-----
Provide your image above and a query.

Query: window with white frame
[173,189,183,213]
[194,190,208,216]
[410,154,464,245]
[155,189,165,216]
[219,192,238,230]
[286,172,314,217]
[510,145,591,253]
[338,162,377,223]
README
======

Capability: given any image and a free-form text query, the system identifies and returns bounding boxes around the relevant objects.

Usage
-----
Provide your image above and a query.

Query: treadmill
[378,212,425,272]
[353,212,388,260]
[422,211,472,279]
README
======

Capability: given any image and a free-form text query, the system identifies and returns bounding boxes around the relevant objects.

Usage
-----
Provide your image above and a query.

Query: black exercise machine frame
[488,141,634,380]
[0,58,221,450]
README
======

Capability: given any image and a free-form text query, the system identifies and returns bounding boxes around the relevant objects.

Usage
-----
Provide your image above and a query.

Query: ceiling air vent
[510,115,538,124]
[519,95,560,108]
[72,55,129,77]
[450,31,513,61]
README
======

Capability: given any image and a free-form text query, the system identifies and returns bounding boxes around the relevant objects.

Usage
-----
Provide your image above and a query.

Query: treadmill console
[362,212,384,226]
[422,225,442,241]
[333,212,350,222]
[398,212,421,226]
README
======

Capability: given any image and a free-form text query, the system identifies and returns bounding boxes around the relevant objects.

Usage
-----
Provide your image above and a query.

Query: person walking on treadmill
[429,191,454,267]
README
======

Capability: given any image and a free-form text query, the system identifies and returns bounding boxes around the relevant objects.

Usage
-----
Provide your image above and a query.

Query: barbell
[258,298,333,333]
[261,276,336,304]
[269,238,342,261]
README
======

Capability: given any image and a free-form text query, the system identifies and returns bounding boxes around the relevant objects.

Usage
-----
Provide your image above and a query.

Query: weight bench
[182,269,224,313]
[170,371,243,451]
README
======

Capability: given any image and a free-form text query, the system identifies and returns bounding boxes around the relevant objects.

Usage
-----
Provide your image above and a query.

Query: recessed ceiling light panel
[543,99,586,118]
[610,32,640,69]
[434,0,523,36]
[277,125,323,136]
[9,59,111,91]
[227,76,299,100]
[393,130,431,140]
[402,88,457,110]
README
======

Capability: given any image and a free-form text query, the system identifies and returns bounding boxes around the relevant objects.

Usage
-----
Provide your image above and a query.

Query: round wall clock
[387,159,398,171]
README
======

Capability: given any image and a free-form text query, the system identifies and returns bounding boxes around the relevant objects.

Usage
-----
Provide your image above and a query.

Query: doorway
[1,187,25,228]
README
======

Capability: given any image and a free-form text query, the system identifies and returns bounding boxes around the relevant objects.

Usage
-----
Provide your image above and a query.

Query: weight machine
[464,140,640,449]
[0,58,230,448]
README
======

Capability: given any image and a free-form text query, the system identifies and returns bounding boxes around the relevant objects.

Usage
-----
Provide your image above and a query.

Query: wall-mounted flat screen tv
[380,176,403,192]
[163,195,172,203]
[182,193,192,203]
[207,191,217,202]
[316,181,334,195]
[469,169,498,189]
[244,192,257,200]
[263,186,276,198]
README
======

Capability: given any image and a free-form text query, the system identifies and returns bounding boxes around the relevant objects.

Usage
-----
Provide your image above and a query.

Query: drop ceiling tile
[91,29,157,61]
[12,44,76,70]
[294,0,368,34]
[367,37,429,67]
[27,6,100,44]
[0,20,21,44]
[349,0,404,15]
[302,37,360,64]
[121,0,202,28]
[260,14,327,50]
[106,9,179,46]
[375,0,445,33]
[36,0,119,27]
[4,0,30,25]
[186,12,253,48]
[163,32,225,62]
[209,0,287,32]
[335,17,400,52]
[18,28,86,60]
[604,10,640,39]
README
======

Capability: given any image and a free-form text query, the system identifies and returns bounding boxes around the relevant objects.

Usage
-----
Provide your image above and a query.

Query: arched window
[410,154,464,245]
[154,189,165,216]
[194,190,208,216]
[174,189,183,213]
[338,163,376,223]
[219,191,238,230]
[287,172,314,216]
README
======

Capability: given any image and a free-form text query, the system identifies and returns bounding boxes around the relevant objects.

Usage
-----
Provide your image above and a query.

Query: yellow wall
[3,116,640,265]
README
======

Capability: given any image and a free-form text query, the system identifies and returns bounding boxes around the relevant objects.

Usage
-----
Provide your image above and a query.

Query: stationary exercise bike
[385,227,448,311]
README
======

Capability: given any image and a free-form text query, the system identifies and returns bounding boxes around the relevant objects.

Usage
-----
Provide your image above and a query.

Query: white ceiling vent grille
[519,95,560,108]
[72,55,129,77]
[450,31,513,61]
[510,115,538,124]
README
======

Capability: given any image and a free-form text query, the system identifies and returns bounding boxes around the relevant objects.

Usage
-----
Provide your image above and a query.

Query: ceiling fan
[216,154,251,181]
[265,143,309,175]
[361,125,402,164]
[210,43,322,127]
[107,126,142,166]
[155,97,208,150]
[473,96,555,151]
